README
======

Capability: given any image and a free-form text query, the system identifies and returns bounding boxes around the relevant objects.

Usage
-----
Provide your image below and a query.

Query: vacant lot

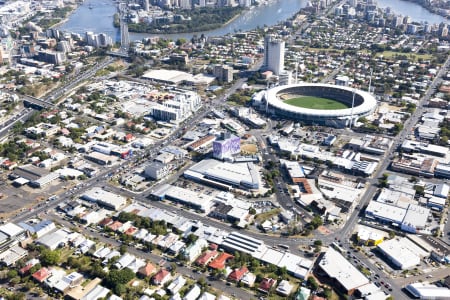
[284,96,349,110]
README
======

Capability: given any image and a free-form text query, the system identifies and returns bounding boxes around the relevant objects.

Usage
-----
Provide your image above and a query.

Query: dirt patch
[241,143,258,154]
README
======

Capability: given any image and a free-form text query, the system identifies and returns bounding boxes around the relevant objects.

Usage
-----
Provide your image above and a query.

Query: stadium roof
[266,83,377,118]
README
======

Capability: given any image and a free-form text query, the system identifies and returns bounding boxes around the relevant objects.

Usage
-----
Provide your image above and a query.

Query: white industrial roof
[0,222,24,237]
[318,248,370,291]
[406,282,450,299]
[187,159,260,189]
[377,237,427,269]
[356,224,388,242]
[365,201,407,224]
[259,248,285,266]
[82,187,126,210]
[164,185,213,211]
[402,204,429,229]
[142,69,192,84]
[221,231,267,258]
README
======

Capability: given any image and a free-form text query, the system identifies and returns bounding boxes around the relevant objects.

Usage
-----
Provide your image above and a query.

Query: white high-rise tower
[264,35,285,76]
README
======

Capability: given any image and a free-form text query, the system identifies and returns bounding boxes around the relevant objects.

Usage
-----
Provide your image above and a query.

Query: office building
[264,35,285,75]
[213,64,234,83]
[212,132,241,160]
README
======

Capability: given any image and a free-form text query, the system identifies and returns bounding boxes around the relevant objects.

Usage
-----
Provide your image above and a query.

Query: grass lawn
[376,50,433,61]
[284,96,349,110]
[255,208,281,223]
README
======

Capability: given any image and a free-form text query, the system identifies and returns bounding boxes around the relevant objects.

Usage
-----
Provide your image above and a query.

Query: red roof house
[195,250,218,266]
[152,269,171,286]
[32,267,51,283]
[138,262,157,277]
[107,221,123,231]
[19,264,34,275]
[228,266,248,282]
[98,217,113,227]
[124,133,135,142]
[124,226,138,236]
[208,252,234,270]
[258,278,277,294]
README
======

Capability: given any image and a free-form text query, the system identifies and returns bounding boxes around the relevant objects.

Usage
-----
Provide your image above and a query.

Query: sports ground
[284,96,349,110]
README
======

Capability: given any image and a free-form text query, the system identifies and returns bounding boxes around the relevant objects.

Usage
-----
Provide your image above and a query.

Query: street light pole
[350,88,355,129]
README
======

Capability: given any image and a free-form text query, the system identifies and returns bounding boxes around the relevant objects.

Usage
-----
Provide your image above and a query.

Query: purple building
[213,132,241,160]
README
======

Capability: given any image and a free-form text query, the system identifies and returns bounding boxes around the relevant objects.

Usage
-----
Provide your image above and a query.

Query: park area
[284,96,349,110]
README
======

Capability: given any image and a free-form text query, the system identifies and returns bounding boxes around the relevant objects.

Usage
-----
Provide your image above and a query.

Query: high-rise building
[37,50,66,65]
[97,33,113,48]
[143,0,150,11]
[179,0,191,9]
[213,65,234,83]
[263,35,285,76]
[57,41,71,53]
[0,35,14,64]
[213,132,241,160]
[239,0,251,7]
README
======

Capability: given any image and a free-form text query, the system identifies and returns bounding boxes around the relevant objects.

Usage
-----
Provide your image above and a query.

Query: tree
[249,207,256,215]
[7,270,18,279]
[277,266,287,279]
[91,262,107,278]
[314,240,323,246]
[40,249,61,266]
[388,231,396,239]
[114,283,127,296]
[409,176,418,183]
[186,234,198,244]
[307,276,319,290]
[414,185,425,196]
[198,276,207,288]
[104,268,135,289]
[119,245,128,255]
[310,216,323,229]
[323,288,332,299]
[170,262,177,275]
[6,293,26,300]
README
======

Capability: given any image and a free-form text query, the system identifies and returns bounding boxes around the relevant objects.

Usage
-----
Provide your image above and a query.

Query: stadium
[257,83,377,128]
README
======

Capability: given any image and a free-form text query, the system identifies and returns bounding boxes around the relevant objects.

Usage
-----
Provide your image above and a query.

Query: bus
[277,244,290,250]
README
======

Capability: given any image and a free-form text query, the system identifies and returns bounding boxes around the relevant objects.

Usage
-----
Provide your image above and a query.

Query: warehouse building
[376,237,429,270]
[150,184,214,213]
[316,248,370,295]
[185,159,260,191]
[405,282,450,299]
[365,201,430,234]
[81,187,127,210]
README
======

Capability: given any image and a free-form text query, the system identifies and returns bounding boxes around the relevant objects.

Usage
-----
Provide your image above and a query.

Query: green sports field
[284,96,349,110]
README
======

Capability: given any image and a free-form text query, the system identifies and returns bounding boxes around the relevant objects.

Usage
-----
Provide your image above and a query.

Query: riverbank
[50,5,79,29]
[393,0,449,20]
[128,7,244,34]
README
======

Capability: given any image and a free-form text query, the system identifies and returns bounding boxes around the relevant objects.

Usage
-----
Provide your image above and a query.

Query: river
[59,0,448,42]
[377,0,447,24]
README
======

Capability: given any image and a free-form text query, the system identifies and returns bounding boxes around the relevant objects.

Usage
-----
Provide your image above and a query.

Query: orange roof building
[195,250,218,266]
[152,269,171,286]
[138,262,157,277]
[208,252,234,270]
[228,266,248,282]
[107,221,123,231]
[32,267,51,283]
[258,278,277,294]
